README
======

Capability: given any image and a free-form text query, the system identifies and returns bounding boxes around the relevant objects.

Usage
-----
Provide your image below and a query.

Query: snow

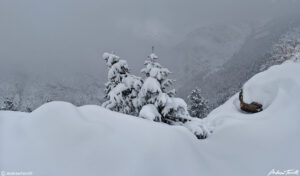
[139,77,161,96]
[183,118,211,139]
[149,53,158,60]
[103,52,120,67]
[161,97,190,120]
[123,75,143,91]
[107,60,129,82]
[154,92,169,107]
[1,61,300,176]
[149,67,171,81]
[106,83,127,106]
[0,102,200,176]
[139,104,161,121]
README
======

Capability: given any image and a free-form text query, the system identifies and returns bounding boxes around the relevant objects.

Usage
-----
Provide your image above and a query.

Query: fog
[0,0,299,78]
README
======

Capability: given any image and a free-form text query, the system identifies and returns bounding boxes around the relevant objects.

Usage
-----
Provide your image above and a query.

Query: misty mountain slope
[172,23,252,81]
[1,61,300,176]
[175,16,300,108]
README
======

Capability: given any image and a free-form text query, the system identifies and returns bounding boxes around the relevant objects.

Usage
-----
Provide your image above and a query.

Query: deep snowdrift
[1,61,300,176]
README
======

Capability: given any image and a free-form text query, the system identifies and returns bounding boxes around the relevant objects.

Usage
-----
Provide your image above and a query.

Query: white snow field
[1,61,300,176]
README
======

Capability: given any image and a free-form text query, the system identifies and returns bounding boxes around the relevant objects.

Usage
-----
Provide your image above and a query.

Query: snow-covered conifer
[102,52,128,99]
[102,52,142,115]
[139,48,189,123]
[187,88,209,119]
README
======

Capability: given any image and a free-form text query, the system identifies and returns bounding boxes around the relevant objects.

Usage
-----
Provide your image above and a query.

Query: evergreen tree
[139,48,189,124]
[139,47,174,104]
[187,88,209,119]
[102,52,143,115]
[102,52,129,111]
[102,52,129,98]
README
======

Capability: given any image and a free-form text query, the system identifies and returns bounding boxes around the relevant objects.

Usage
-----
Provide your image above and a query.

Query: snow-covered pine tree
[102,52,128,97]
[187,88,209,119]
[139,48,174,104]
[102,52,143,115]
[139,48,190,124]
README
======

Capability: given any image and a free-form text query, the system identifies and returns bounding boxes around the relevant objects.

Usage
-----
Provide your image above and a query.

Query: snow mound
[207,60,300,127]
[0,102,201,176]
[201,61,300,175]
[1,61,300,176]
[243,62,300,110]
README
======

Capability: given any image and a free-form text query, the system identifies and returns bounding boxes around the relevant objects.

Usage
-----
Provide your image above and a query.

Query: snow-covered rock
[1,61,300,176]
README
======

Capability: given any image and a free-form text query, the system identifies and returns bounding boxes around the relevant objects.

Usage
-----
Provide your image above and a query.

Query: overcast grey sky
[0,0,299,77]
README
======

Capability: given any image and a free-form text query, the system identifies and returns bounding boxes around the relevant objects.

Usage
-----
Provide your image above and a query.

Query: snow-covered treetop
[107,60,129,82]
[149,46,158,60]
[103,52,120,67]
[141,51,172,87]
[149,67,171,81]
[149,53,158,60]
[141,61,161,77]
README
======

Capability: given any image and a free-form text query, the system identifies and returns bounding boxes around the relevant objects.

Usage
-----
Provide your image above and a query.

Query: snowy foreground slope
[1,61,300,176]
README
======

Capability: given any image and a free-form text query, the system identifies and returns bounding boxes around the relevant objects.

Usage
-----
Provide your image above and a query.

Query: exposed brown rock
[239,89,263,113]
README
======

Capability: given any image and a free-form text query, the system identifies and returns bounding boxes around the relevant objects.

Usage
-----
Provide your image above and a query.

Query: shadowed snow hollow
[1,61,300,176]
